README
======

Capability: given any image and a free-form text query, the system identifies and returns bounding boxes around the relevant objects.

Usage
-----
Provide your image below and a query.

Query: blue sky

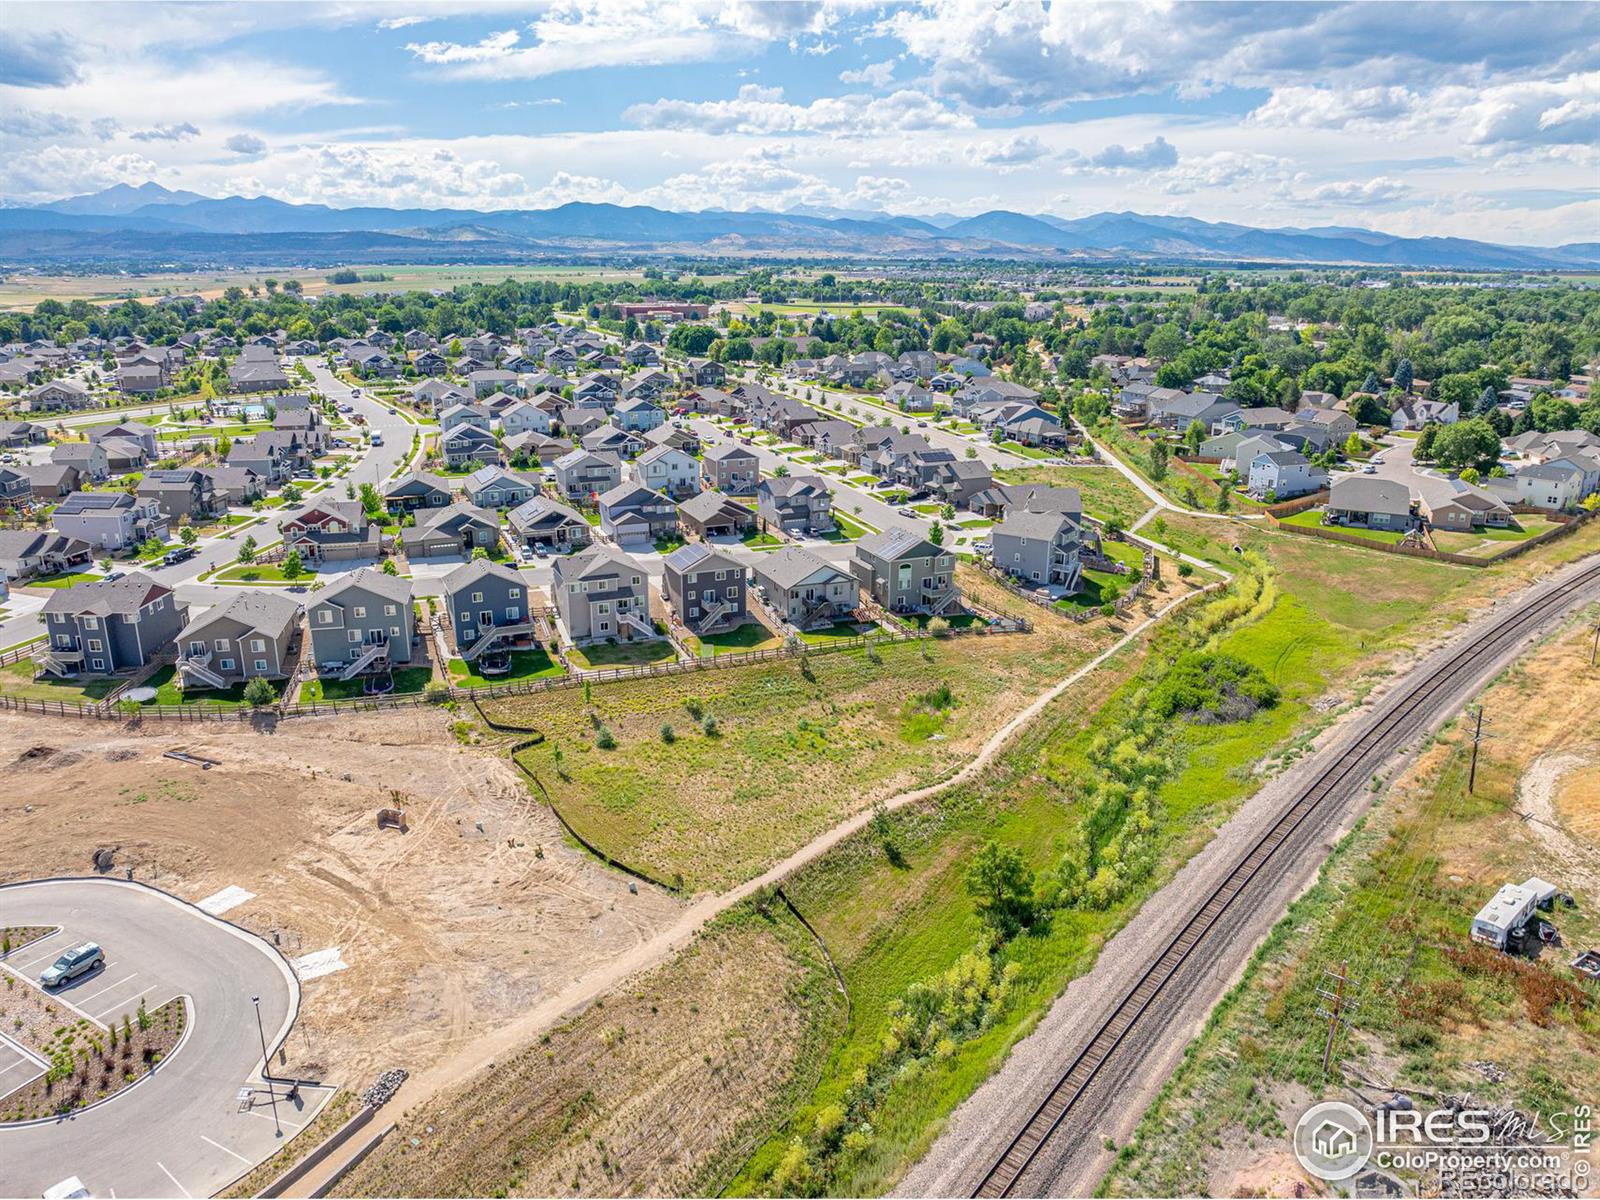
[2,1,1597,244]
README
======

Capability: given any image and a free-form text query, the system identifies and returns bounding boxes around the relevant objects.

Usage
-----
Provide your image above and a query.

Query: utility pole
[252,995,281,1136]
[1317,961,1356,1077]
[1590,623,1599,668]
[1468,705,1485,794]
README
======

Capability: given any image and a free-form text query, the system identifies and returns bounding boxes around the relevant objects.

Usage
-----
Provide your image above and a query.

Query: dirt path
[1517,747,1600,894]
[291,582,1222,1192]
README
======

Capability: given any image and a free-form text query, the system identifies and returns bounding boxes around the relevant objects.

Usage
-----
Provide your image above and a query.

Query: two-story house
[465,466,539,510]
[633,445,699,498]
[551,546,655,644]
[597,482,678,547]
[135,468,222,523]
[280,500,382,563]
[37,572,187,677]
[553,449,622,501]
[757,476,834,534]
[507,496,591,553]
[662,543,748,636]
[307,568,415,678]
[850,527,961,616]
[442,558,534,665]
[400,503,501,559]
[52,491,168,551]
[383,471,455,513]
[174,590,302,692]
[701,443,759,494]
[990,509,1084,591]
[752,546,860,629]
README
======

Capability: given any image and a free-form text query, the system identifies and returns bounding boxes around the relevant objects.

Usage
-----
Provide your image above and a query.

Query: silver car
[41,942,103,988]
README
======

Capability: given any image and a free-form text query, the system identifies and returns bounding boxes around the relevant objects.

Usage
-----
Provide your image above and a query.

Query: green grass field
[995,464,1151,526]
[447,648,565,688]
[566,638,678,670]
[1278,507,1407,543]
[0,659,120,703]
[20,571,102,590]
[302,666,432,701]
[687,623,784,657]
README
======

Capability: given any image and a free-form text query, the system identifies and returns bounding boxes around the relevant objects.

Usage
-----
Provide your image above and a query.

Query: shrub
[701,714,719,737]
[595,725,616,750]
[1147,652,1279,722]
[242,677,276,708]
[659,723,675,743]
[424,681,451,705]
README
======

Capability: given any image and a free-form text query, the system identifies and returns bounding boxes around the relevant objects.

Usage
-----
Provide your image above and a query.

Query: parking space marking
[240,1105,310,1129]
[199,1135,252,1165]
[156,1161,192,1198]
[9,933,69,972]
[0,1056,43,1083]
[95,985,156,1021]
[75,971,139,1006]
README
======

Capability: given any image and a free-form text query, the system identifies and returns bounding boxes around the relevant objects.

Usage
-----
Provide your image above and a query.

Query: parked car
[162,546,198,566]
[41,943,103,988]
[1361,463,1378,474]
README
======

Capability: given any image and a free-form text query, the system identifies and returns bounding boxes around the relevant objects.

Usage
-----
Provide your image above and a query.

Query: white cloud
[964,134,1049,171]
[224,132,267,155]
[130,121,200,142]
[1302,176,1409,206]
[1087,135,1177,170]
[839,59,895,87]
[1248,85,1424,130]
[378,15,429,30]
[4,145,160,200]
[625,84,969,136]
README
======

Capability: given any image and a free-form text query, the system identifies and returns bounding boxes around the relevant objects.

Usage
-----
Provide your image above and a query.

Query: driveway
[0,879,323,1200]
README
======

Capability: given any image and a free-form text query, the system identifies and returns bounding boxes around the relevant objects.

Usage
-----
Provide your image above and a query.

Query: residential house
[579,426,638,460]
[412,379,471,413]
[89,421,158,456]
[136,468,221,522]
[20,463,81,501]
[561,407,607,439]
[701,443,759,494]
[624,342,660,367]
[613,395,665,432]
[757,475,834,534]
[401,503,501,559]
[441,424,501,469]
[504,430,567,467]
[383,471,455,513]
[622,369,670,402]
[98,437,150,475]
[467,368,517,398]
[37,572,187,677]
[440,402,493,434]
[1244,448,1327,500]
[443,559,534,663]
[634,445,699,498]
[752,546,859,629]
[466,465,538,509]
[174,591,302,691]
[498,399,557,437]
[1514,461,1588,510]
[307,569,414,677]
[886,381,936,412]
[227,350,290,393]
[0,420,48,447]
[551,546,655,644]
[662,543,747,635]
[226,431,303,484]
[1413,476,1512,531]
[991,508,1085,590]
[1147,391,1239,432]
[413,350,448,376]
[0,466,30,506]
[1299,408,1359,440]
[676,491,755,540]
[53,491,167,550]
[928,459,994,508]
[507,496,591,552]
[0,530,92,581]
[51,441,109,482]
[597,482,678,546]
[642,423,700,456]
[200,465,265,506]
[25,379,93,411]
[553,449,622,501]
[1390,400,1460,431]
[1326,476,1416,531]
[850,527,960,615]
[281,500,382,563]
[682,358,726,387]
[116,363,163,394]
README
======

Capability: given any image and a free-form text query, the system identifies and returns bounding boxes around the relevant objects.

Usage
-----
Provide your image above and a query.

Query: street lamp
[252,995,281,1136]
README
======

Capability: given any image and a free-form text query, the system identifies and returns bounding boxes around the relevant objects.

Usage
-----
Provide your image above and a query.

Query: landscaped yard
[0,659,121,703]
[798,620,878,645]
[1431,514,1562,557]
[213,563,303,584]
[1278,507,1407,543]
[566,638,679,670]
[20,570,102,590]
[740,529,783,548]
[301,666,433,701]
[819,512,876,542]
[447,647,565,688]
[686,622,784,657]
[141,664,286,707]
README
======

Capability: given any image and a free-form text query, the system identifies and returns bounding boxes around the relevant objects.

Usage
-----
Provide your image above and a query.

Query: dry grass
[1556,763,1600,848]
[482,593,1111,891]
[336,912,844,1198]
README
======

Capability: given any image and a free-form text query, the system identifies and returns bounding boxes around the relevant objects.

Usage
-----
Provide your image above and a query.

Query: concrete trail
[287,582,1221,1194]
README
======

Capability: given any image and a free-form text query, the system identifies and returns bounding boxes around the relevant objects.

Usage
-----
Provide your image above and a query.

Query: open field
[0,265,647,311]
[481,570,1117,892]
[1102,613,1600,1199]
[0,708,682,1089]
[996,464,1152,526]
[337,909,845,1198]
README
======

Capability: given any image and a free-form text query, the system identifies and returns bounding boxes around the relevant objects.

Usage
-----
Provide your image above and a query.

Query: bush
[424,681,451,704]
[1147,652,1279,722]
[595,725,616,750]
[659,723,675,743]
[242,677,276,708]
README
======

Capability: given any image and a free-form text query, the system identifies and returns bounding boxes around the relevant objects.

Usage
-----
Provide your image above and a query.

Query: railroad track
[974,557,1600,1198]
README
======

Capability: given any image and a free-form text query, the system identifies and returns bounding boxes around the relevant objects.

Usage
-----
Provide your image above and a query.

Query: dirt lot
[0,708,682,1088]
[338,911,844,1198]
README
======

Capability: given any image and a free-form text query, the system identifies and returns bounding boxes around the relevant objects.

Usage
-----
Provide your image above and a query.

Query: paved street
[0,879,319,1200]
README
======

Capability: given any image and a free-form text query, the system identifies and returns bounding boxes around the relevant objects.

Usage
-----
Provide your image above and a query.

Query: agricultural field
[1102,613,1600,1199]
[337,909,845,1198]
[479,566,1116,891]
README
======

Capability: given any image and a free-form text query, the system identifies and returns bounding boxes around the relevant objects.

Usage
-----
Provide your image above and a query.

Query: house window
[214,638,231,651]
[353,606,366,618]
[507,607,521,621]
[88,638,103,652]
[347,629,361,643]
[598,621,610,632]
[253,659,267,672]
[509,587,521,598]
[220,658,235,671]
[250,639,265,653]
[471,591,483,603]
[318,610,333,623]
[84,616,99,630]
[91,658,105,670]
[598,602,611,614]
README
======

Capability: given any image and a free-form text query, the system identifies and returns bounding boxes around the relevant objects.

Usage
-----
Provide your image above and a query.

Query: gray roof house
[441,423,502,469]
[663,543,748,636]
[442,558,534,664]
[677,491,755,541]
[991,508,1085,591]
[280,500,382,563]
[757,475,834,534]
[507,495,591,552]
[136,468,222,522]
[701,443,759,494]
[752,546,859,629]
[53,491,168,551]
[850,527,961,616]
[466,466,539,510]
[37,572,187,677]
[553,449,622,501]
[1326,476,1416,531]
[634,444,700,498]
[551,546,656,644]
[383,470,455,513]
[175,591,302,691]
[0,530,92,581]
[400,503,501,559]
[52,441,109,482]
[307,568,415,678]
[598,482,678,546]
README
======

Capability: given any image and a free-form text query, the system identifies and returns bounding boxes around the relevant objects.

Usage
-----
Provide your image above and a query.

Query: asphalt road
[0,879,320,1200]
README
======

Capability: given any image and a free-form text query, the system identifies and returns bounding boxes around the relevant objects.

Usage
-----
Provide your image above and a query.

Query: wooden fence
[1268,505,1595,566]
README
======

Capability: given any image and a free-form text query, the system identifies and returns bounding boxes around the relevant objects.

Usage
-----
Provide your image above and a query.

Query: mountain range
[1,182,1595,270]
